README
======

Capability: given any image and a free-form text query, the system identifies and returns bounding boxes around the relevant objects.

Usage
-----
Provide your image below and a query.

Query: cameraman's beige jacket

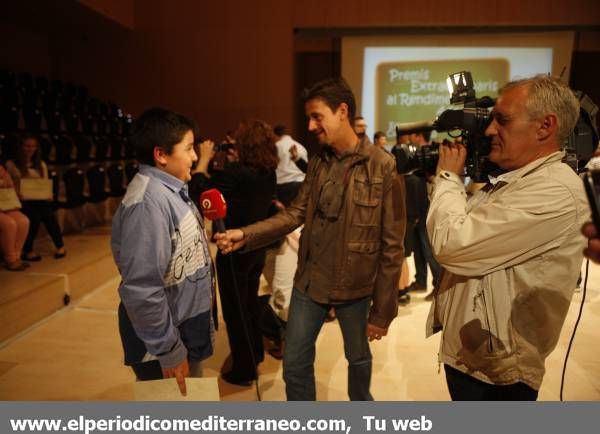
[426,152,589,390]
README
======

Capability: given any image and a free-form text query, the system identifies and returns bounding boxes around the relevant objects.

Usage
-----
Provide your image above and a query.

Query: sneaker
[407,281,427,292]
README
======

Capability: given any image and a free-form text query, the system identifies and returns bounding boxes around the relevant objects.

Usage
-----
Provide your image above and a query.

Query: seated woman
[6,135,66,261]
[0,163,30,271]
[189,120,278,386]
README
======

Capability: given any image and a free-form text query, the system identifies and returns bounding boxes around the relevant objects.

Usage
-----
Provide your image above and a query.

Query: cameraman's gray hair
[501,75,580,143]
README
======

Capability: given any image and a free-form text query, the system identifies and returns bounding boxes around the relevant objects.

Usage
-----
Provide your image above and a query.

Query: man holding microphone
[215,78,406,400]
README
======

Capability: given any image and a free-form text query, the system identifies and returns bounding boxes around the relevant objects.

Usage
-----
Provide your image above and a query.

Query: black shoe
[5,261,28,271]
[267,344,284,360]
[424,292,434,302]
[21,253,42,262]
[407,281,427,292]
[398,292,411,305]
[221,371,255,387]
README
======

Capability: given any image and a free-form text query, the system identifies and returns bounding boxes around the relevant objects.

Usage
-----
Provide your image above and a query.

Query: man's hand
[366,323,388,342]
[161,359,190,396]
[582,222,600,263]
[214,229,246,254]
[436,141,467,176]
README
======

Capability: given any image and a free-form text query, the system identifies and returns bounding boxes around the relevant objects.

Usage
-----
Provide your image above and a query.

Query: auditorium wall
[2,0,599,141]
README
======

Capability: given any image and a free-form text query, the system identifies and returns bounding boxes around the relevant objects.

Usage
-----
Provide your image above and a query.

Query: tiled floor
[0,226,599,401]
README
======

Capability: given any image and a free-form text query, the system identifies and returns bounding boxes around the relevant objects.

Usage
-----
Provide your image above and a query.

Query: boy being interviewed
[111,108,214,395]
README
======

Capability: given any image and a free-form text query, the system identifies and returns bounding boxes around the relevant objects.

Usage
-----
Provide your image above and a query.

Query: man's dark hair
[130,107,198,165]
[422,130,432,143]
[302,77,356,122]
[273,124,287,137]
[374,131,386,141]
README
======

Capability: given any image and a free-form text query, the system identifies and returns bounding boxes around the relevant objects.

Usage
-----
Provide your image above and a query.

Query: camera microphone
[200,188,227,233]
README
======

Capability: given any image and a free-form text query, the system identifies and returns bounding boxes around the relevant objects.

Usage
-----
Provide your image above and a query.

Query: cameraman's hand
[436,142,466,176]
[215,229,246,254]
[582,222,600,263]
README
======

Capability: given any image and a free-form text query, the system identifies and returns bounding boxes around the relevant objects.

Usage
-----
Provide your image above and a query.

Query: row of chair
[49,161,139,209]
[0,133,136,164]
[0,105,131,136]
[1,69,131,136]
[1,71,89,104]
[1,70,122,117]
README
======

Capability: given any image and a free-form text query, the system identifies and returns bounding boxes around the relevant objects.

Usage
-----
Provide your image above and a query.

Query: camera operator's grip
[583,171,600,231]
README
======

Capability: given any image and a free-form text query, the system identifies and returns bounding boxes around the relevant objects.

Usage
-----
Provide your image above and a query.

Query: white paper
[134,377,220,401]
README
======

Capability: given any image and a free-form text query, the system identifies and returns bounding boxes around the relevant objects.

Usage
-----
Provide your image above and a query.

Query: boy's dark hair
[130,108,198,165]
[301,77,356,122]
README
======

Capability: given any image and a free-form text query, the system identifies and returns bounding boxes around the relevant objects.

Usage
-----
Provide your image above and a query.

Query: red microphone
[200,189,227,233]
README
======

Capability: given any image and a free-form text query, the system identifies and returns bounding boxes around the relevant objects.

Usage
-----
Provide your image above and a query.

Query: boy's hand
[162,359,190,396]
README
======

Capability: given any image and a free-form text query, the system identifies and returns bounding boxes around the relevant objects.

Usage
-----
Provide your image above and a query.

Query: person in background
[215,78,405,400]
[192,119,279,386]
[6,135,66,261]
[0,162,30,271]
[354,116,372,147]
[273,125,308,207]
[373,131,388,151]
[405,131,440,299]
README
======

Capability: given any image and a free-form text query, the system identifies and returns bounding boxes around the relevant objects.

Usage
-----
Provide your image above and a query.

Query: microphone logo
[201,198,212,211]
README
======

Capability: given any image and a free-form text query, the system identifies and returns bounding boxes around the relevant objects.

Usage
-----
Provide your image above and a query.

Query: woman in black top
[190,120,278,386]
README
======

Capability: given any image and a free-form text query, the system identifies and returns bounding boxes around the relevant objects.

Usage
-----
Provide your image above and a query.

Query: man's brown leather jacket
[242,142,406,328]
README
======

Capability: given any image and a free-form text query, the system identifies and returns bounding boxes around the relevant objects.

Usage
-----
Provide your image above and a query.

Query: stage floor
[1,225,599,401]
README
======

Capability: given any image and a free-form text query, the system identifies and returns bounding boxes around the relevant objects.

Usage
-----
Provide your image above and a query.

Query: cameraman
[426,75,589,400]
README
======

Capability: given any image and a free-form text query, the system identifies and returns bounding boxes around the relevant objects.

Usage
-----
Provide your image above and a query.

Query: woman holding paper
[6,135,66,261]
[0,163,30,271]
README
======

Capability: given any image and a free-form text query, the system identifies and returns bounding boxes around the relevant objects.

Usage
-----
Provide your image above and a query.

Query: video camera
[392,71,496,181]
[392,71,597,181]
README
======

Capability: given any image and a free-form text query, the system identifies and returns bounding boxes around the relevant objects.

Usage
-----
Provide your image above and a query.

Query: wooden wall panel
[77,0,135,30]
[292,0,600,27]
[2,0,599,142]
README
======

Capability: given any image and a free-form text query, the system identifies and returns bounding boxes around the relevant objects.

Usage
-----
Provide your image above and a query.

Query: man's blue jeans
[283,288,373,401]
